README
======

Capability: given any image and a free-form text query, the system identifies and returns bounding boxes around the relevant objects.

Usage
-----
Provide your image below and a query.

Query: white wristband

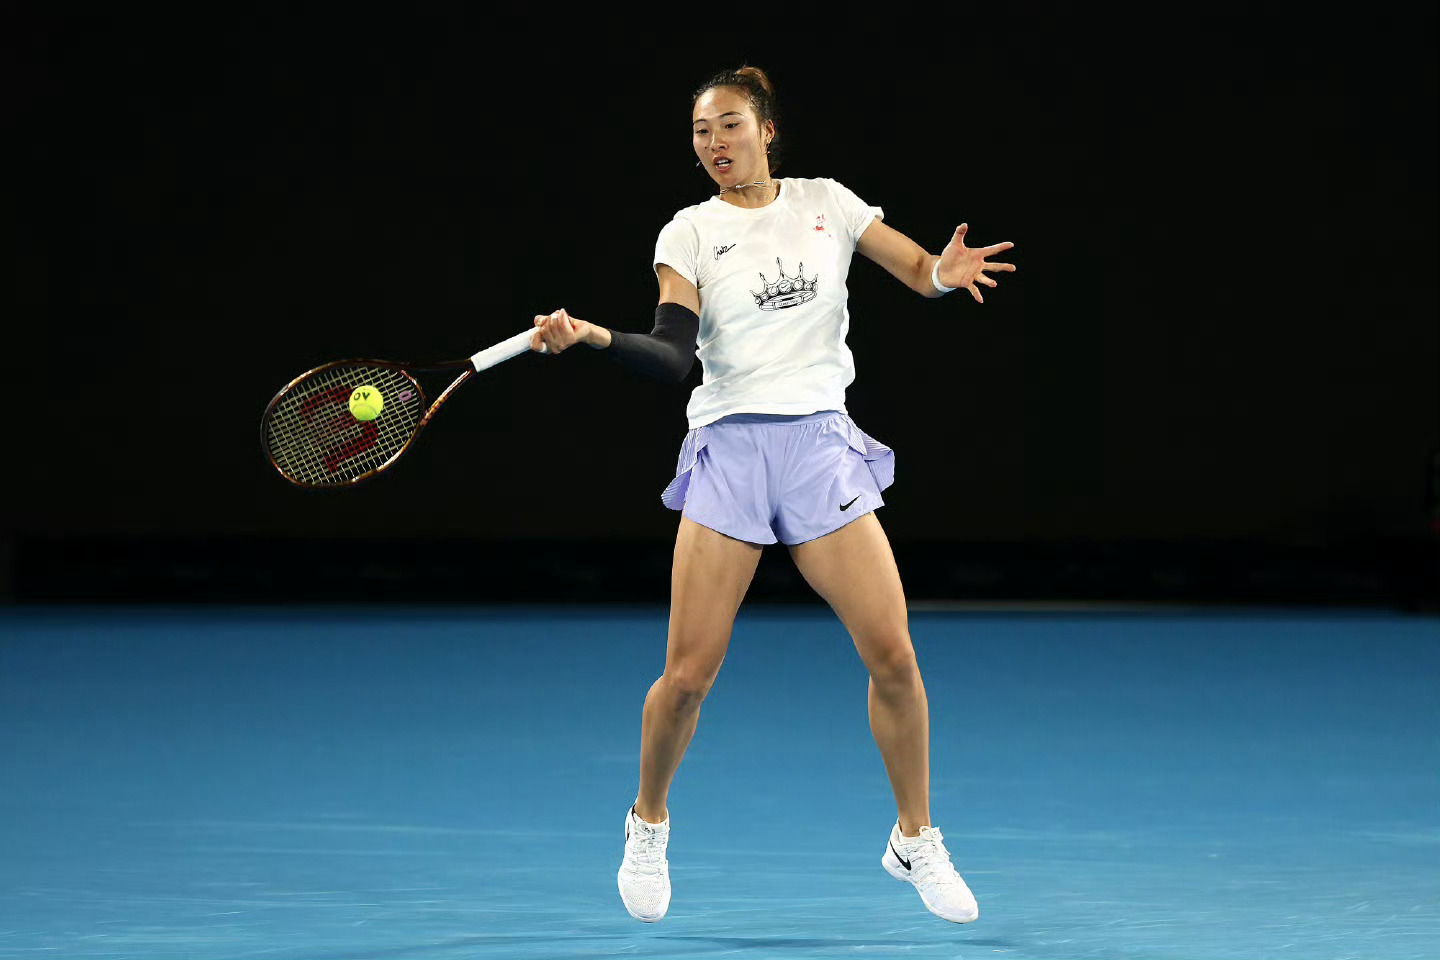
[931,259,957,294]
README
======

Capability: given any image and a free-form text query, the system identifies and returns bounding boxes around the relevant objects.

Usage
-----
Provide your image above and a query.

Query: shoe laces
[905,826,962,887]
[625,819,669,875]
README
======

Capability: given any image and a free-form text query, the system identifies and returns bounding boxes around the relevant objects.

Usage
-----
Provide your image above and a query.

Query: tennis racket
[261,328,544,488]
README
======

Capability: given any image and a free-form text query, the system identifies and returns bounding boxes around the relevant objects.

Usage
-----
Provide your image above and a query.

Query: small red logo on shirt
[814,214,827,233]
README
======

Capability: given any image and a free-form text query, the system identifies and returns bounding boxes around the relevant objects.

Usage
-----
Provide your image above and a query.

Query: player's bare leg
[620,516,760,922]
[788,512,929,830]
[637,517,761,822]
[789,511,978,923]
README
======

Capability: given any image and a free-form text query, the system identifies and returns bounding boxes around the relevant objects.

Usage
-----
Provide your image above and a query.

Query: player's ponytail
[694,65,782,173]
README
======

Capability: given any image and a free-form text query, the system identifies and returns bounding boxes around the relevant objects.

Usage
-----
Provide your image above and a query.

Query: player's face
[692,87,774,188]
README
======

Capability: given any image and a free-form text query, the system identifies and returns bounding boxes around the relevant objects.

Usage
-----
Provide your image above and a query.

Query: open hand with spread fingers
[936,224,1016,303]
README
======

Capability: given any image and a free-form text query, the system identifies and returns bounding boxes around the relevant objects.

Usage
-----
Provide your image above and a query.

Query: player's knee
[662,663,721,703]
[862,634,919,687]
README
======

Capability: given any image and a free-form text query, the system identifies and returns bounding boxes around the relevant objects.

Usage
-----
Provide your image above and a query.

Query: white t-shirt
[652,177,883,428]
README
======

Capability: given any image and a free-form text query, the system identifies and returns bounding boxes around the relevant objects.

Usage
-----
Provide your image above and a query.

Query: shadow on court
[659,933,1015,950]
[305,935,632,960]
[299,932,1012,959]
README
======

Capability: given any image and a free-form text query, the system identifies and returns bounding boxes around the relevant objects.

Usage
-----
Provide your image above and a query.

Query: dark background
[12,12,1438,607]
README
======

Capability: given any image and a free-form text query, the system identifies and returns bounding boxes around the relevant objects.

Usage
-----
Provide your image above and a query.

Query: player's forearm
[917,254,946,299]
[890,245,944,298]
[589,303,698,384]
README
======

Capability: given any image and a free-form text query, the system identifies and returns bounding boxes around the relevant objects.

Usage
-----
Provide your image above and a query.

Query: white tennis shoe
[881,821,979,923]
[617,805,671,922]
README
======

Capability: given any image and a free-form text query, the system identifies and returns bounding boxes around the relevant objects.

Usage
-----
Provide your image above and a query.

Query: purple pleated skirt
[661,410,895,545]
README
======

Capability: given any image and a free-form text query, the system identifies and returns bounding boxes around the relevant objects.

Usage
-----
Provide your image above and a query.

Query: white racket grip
[470,328,547,372]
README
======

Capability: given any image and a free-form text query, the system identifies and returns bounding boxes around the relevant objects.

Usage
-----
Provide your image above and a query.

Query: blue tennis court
[2,606,1436,959]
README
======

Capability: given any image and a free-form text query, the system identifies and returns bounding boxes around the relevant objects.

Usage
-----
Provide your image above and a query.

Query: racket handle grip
[470,328,548,372]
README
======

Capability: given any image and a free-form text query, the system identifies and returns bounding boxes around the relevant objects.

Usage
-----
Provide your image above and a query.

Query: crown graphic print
[751,258,819,311]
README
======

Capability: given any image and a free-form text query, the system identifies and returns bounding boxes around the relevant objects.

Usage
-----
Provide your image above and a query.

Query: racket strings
[264,365,424,486]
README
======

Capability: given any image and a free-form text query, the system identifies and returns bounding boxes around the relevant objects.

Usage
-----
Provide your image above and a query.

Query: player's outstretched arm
[857,219,1016,303]
[530,264,700,384]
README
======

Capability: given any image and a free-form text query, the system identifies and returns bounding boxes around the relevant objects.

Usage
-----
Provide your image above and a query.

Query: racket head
[261,361,429,488]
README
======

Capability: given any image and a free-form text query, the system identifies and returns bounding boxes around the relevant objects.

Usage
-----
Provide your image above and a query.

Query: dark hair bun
[733,65,775,97]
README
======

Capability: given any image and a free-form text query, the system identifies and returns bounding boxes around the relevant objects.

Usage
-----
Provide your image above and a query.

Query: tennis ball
[348,385,385,421]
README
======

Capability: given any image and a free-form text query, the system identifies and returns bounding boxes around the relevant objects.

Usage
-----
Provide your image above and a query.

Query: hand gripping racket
[261,328,543,488]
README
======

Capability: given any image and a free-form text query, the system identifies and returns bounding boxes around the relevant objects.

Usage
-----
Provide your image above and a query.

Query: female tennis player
[530,66,1015,925]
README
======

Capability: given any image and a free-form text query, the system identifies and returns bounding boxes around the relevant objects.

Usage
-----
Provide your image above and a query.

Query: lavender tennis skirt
[660,410,896,545]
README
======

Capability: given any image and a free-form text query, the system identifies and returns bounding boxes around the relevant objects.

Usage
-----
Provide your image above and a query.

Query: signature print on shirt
[751,258,819,311]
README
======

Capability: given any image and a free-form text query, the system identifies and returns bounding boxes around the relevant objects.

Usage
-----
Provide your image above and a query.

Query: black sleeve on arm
[604,302,699,384]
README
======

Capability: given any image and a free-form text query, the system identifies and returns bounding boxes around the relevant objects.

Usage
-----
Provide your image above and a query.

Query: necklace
[719,179,775,196]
